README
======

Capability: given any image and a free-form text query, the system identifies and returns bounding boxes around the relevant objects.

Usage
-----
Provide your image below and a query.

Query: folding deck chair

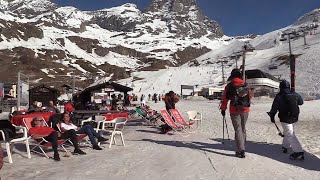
[159,110,188,137]
[169,109,196,133]
[136,107,162,125]
[23,117,69,159]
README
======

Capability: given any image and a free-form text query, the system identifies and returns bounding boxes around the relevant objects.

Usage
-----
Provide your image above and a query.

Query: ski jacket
[269,89,303,124]
[64,103,75,112]
[220,78,252,113]
[164,95,179,111]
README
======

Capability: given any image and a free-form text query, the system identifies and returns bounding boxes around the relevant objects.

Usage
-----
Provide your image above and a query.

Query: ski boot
[235,151,245,158]
[282,147,288,154]
[289,152,304,160]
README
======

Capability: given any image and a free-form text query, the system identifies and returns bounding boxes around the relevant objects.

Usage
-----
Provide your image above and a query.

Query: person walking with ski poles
[268,80,304,160]
[220,68,252,158]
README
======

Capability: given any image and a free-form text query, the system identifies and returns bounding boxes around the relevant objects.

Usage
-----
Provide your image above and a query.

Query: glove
[221,110,226,117]
[267,112,275,123]
[270,116,275,123]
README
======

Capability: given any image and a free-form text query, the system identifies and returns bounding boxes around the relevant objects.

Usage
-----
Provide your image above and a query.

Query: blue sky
[53,0,320,36]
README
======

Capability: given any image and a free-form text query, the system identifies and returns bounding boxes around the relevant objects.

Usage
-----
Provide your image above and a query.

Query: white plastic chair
[186,111,202,128]
[80,116,93,126]
[0,124,31,163]
[107,117,127,148]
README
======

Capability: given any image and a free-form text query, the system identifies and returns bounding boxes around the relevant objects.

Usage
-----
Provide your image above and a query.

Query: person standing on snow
[268,80,304,160]
[220,69,252,158]
[164,91,179,112]
[140,94,146,107]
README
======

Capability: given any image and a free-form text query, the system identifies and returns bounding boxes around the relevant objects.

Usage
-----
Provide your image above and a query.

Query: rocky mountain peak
[0,0,57,17]
[145,0,223,38]
[146,0,197,13]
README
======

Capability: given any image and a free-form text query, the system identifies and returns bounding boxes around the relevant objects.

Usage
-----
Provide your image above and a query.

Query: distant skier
[140,94,146,107]
[268,80,304,160]
[153,93,158,103]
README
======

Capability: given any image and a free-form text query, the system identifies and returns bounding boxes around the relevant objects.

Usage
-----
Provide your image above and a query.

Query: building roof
[245,69,280,82]
[29,84,59,92]
[76,81,133,96]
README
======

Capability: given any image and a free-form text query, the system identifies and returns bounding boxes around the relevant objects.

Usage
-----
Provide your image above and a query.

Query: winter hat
[231,69,242,78]
[168,91,175,96]
[279,80,290,89]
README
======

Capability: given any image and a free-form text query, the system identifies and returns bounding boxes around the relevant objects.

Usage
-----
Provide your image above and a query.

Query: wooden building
[73,81,133,107]
[29,85,59,107]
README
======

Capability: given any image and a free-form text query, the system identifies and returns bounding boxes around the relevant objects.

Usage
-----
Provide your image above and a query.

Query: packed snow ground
[1,99,320,180]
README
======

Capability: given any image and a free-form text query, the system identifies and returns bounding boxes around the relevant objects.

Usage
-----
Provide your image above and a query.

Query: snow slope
[117,17,320,99]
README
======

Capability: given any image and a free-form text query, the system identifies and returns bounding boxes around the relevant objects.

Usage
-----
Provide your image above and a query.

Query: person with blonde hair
[29,116,86,161]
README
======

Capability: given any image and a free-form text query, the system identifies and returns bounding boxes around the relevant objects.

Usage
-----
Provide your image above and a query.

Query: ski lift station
[245,69,280,97]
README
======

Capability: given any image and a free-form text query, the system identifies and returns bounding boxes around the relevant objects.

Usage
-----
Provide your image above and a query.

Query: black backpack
[226,83,250,109]
[0,120,16,141]
[283,93,299,120]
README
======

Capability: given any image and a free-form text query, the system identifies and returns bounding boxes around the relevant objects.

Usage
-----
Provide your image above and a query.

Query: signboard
[92,93,110,104]
[181,85,194,89]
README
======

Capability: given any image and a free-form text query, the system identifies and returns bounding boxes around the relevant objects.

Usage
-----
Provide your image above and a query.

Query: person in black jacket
[268,80,304,160]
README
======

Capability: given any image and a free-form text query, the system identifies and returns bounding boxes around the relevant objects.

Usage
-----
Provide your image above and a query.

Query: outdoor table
[101,112,129,121]
[72,110,129,126]
[72,110,121,114]
[10,112,55,126]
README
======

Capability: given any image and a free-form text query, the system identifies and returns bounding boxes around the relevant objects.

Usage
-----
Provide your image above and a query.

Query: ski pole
[222,115,225,143]
[224,116,230,140]
[267,112,284,137]
[274,123,284,137]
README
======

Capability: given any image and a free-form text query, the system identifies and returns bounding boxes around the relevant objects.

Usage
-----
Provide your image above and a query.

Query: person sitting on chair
[60,113,108,150]
[29,116,86,161]
[46,101,60,113]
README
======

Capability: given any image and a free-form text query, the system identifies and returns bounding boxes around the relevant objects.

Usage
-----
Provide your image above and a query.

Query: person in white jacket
[60,113,108,150]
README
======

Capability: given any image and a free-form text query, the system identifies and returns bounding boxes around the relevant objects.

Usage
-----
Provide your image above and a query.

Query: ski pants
[230,112,248,152]
[281,122,303,153]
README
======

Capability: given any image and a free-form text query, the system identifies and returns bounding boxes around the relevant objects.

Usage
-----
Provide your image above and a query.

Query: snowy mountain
[0,0,319,100]
[118,8,320,99]
[294,8,320,25]
[0,0,223,87]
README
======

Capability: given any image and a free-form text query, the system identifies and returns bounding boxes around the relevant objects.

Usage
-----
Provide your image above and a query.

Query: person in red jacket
[64,101,75,113]
[220,69,252,158]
